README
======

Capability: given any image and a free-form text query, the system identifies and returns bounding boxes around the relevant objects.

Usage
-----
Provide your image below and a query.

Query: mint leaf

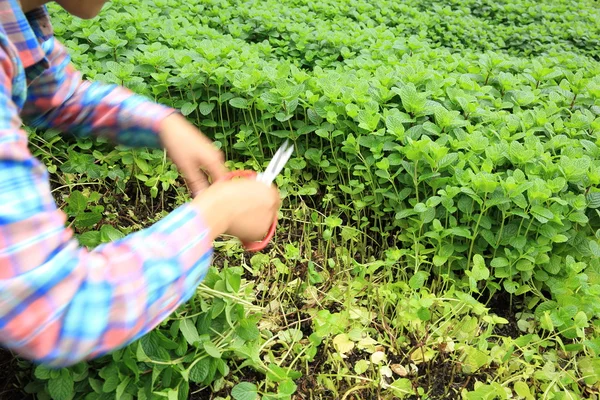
[503,280,519,294]
[490,257,509,268]
[74,211,102,228]
[229,97,248,109]
[203,341,222,358]
[66,190,87,215]
[48,370,74,400]
[236,317,260,341]
[180,102,196,116]
[100,224,125,242]
[140,332,170,361]
[471,254,490,281]
[189,359,210,383]
[180,319,201,346]
[587,192,600,208]
[77,231,101,248]
[409,271,428,289]
[34,365,51,380]
[531,205,554,223]
[231,382,258,400]
[385,113,405,137]
[103,375,119,392]
[116,376,132,399]
[199,102,215,115]
[278,379,297,396]
[225,269,241,293]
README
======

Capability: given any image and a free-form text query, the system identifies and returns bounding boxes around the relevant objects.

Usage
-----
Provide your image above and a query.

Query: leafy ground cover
[3,0,600,399]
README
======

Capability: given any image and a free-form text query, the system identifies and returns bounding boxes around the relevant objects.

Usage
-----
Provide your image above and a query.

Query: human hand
[158,113,227,196]
[190,178,281,243]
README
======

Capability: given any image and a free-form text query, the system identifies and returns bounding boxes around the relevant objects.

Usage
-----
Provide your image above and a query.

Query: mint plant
[7,0,599,398]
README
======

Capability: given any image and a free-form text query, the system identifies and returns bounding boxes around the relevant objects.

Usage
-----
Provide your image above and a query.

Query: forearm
[1,201,214,368]
[21,37,175,148]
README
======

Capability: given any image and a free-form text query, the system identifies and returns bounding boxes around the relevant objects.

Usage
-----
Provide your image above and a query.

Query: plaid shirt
[0,0,213,367]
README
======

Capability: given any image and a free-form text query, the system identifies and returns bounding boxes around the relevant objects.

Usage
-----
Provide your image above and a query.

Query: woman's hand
[158,113,280,243]
[191,178,281,243]
[158,113,228,196]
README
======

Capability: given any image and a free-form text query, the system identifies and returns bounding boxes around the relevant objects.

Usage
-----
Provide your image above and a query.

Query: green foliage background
[11,0,600,399]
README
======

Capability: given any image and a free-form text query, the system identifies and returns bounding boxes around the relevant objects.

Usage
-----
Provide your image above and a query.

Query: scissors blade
[257,140,294,184]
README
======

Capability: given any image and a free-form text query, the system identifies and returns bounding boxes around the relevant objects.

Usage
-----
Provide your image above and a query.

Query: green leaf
[180,319,201,345]
[199,102,215,115]
[189,359,210,383]
[100,224,125,242]
[225,269,241,292]
[589,240,600,257]
[354,359,369,374]
[417,307,431,321]
[394,83,428,115]
[409,271,428,289]
[396,209,417,219]
[568,211,589,224]
[180,102,196,116]
[168,389,179,400]
[74,211,102,228]
[77,231,102,249]
[471,254,490,281]
[446,227,471,238]
[266,364,302,382]
[103,375,119,393]
[203,341,222,358]
[584,338,600,356]
[34,365,51,380]
[178,381,189,400]
[385,113,405,137]
[552,234,569,243]
[236,317,260,341]
[278,379,297,396]
[463,346,489,372]
[116,377,132,399]
[531,205,554,223]
[66,190,88,215]
[503,280,519,294]
[389,378,413,395]
[229,97,248,109]
[414,203,427,212]
[140,332,170,361]
[587,192,600,208]
[231,382,258,400]
[134,157,151,174]
[490,257,509,268]
[48,370,74,400]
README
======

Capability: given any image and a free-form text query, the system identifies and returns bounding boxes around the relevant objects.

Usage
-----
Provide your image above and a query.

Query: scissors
[216,140,294,251]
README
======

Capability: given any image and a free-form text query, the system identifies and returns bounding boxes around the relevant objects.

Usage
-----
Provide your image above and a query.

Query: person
[0,0,280,368]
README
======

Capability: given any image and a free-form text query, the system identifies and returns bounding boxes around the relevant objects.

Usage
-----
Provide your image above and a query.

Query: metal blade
[257,140,294,184]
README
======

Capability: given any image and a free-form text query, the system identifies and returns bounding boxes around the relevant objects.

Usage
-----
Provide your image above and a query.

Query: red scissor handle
[216,170,277,252]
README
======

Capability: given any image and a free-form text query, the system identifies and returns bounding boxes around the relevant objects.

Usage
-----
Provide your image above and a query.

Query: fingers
[185,146,227,197]
[202,152,228,183]
[184,167,210,197]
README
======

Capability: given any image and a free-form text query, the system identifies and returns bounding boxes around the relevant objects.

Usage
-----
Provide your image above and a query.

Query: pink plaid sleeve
[20,36,175,148]
[1,33,214,367]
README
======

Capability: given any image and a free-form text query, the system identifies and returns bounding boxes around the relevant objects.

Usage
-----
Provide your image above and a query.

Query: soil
[0,349,33,400]
[486,290,522,339]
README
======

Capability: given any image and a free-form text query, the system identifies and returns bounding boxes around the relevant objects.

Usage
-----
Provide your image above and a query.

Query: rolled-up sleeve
[20,36,175,148]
